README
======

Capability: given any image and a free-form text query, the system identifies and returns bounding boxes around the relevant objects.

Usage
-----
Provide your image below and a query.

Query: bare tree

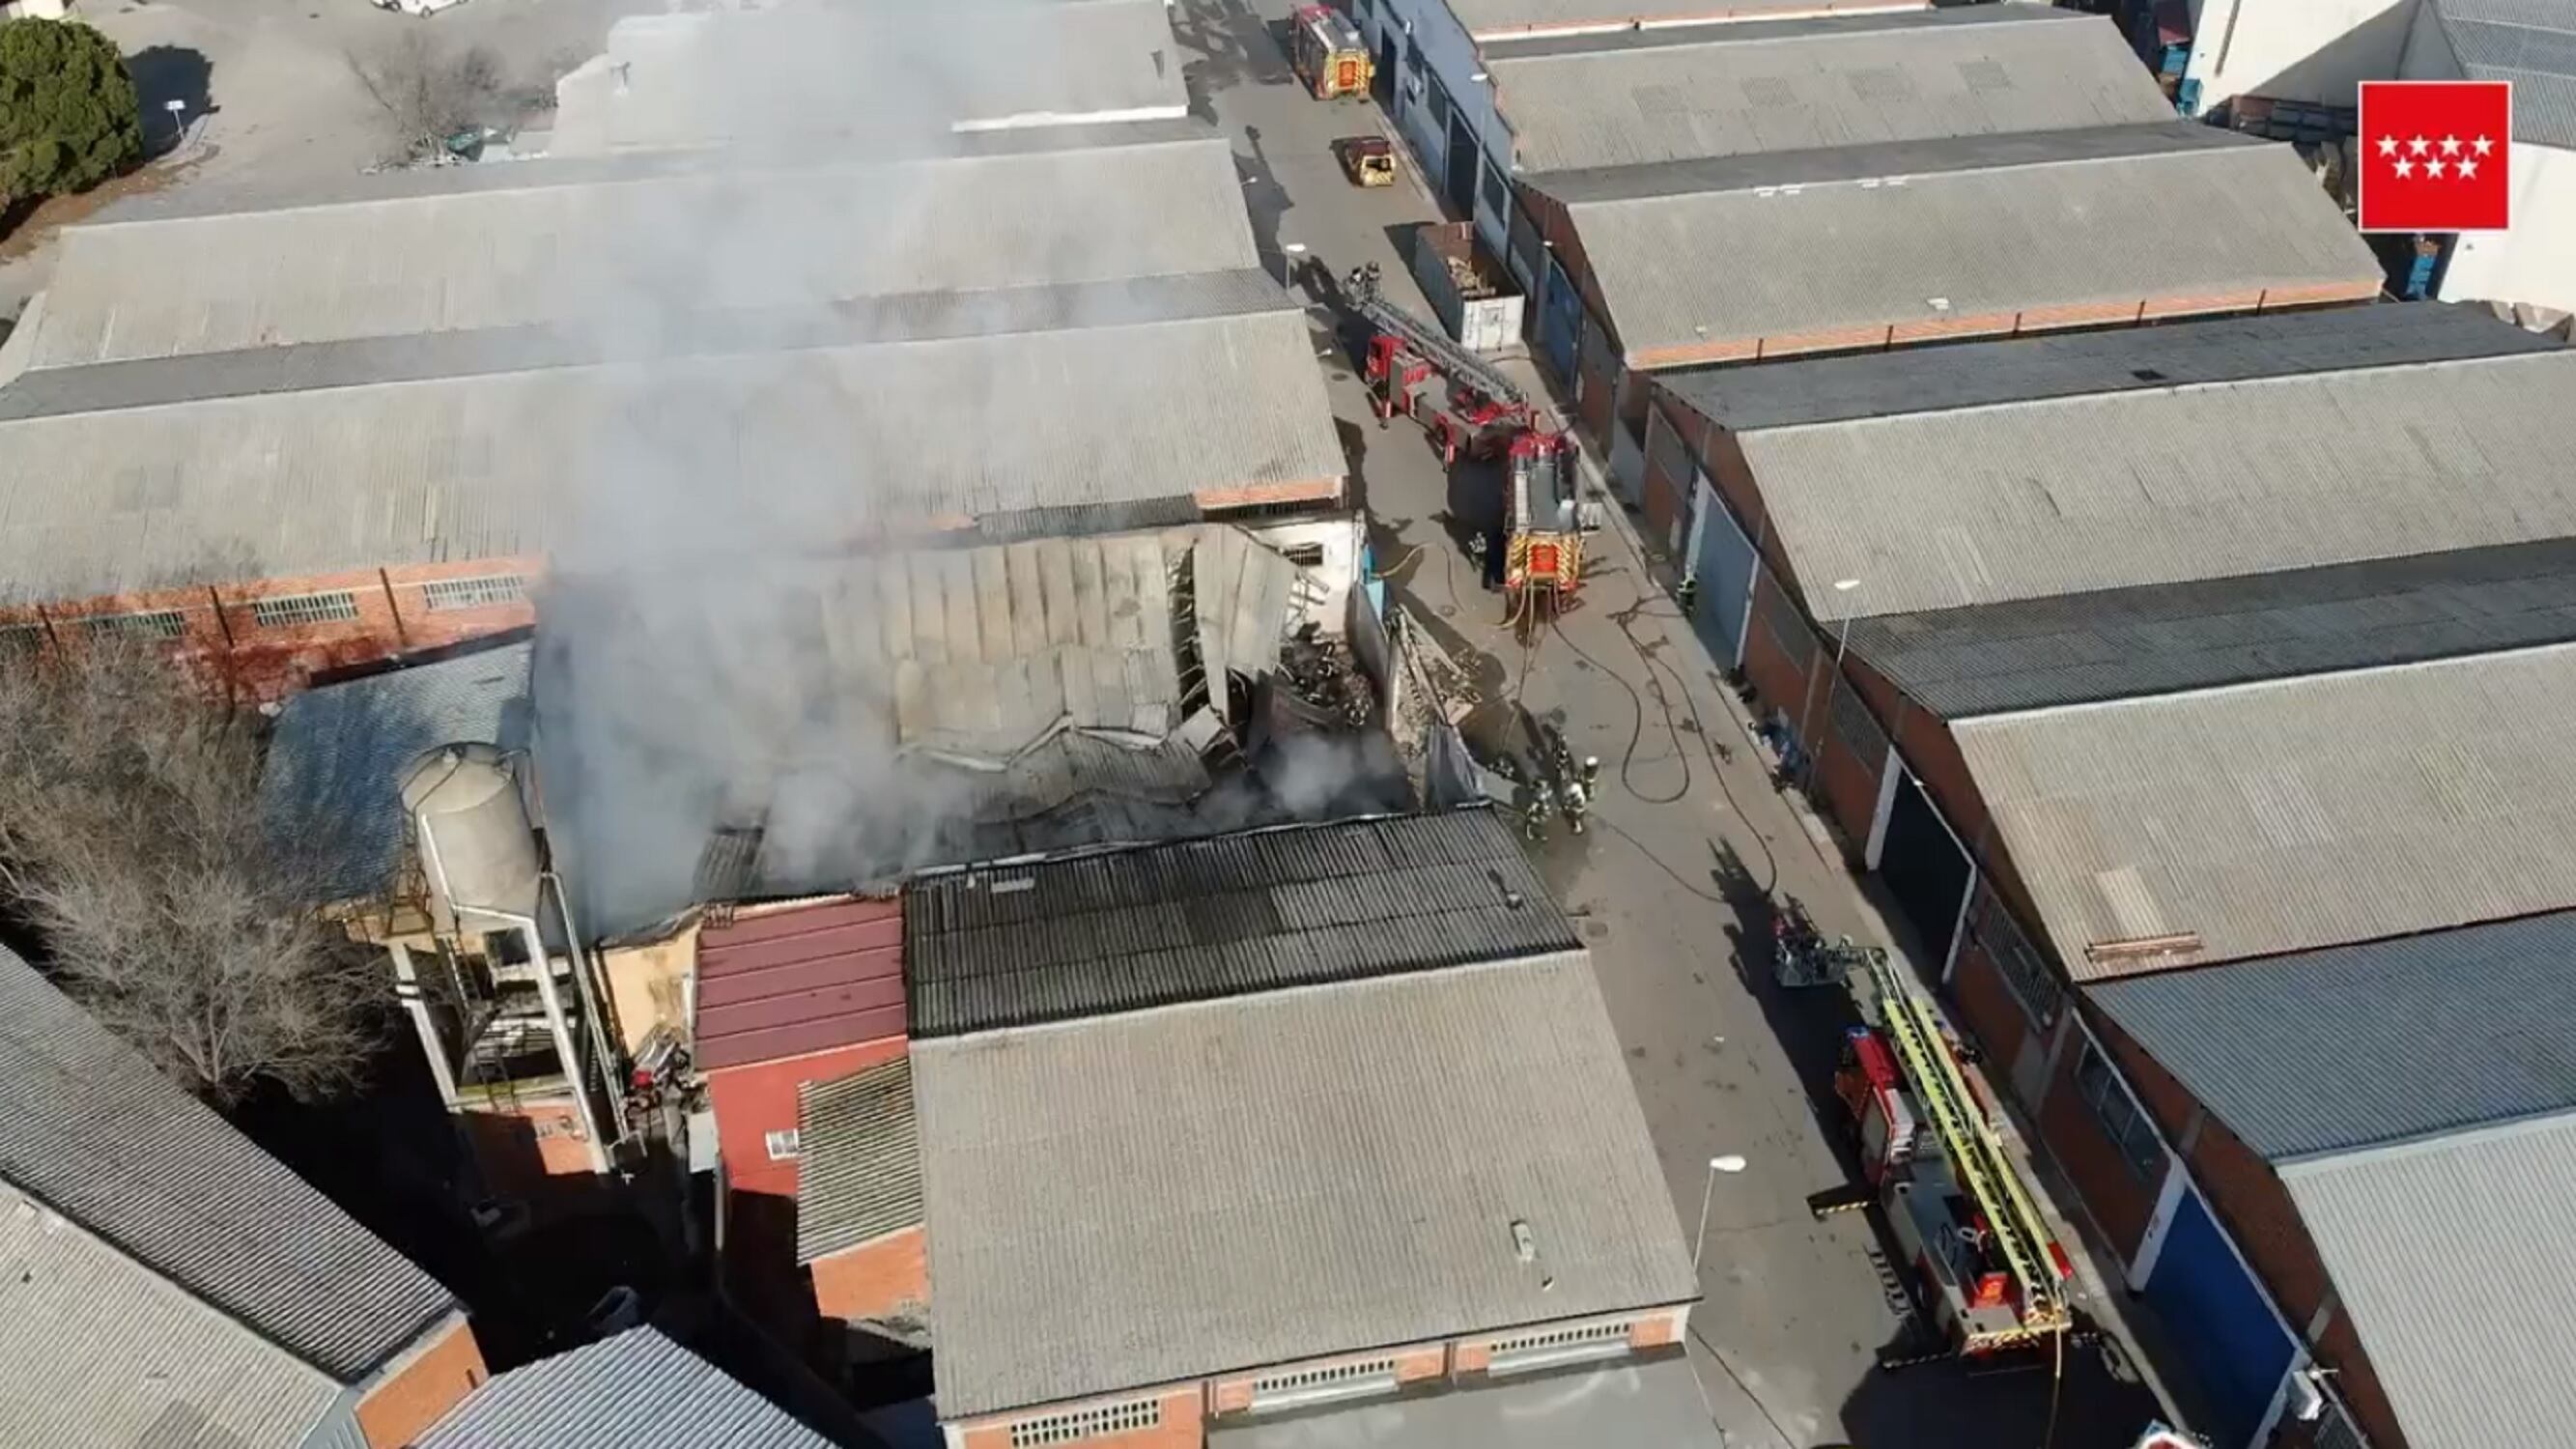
[347,32,506,163]
[0,644,381,1107]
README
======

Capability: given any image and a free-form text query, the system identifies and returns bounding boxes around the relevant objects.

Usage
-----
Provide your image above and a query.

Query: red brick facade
[354,1314,488,1449]
[952,1307,1694,1449]
[808,1225,928,1326]
[708,1037,909,1322]
[0,556,540,702]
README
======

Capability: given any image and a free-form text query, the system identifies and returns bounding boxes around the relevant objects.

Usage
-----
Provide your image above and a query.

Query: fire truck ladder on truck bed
[1346,265,1527,411]
[1865,953,2070,1337]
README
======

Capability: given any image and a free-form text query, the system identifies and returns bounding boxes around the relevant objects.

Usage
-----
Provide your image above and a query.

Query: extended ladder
[1866,954,2070,1333]
[1346,265,1527,408]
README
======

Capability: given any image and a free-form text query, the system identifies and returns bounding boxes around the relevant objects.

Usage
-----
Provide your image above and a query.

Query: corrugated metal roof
[796,1056,921,1263]
[1741,346,2576,623]
[418,1326,839,1449]
[1207,1355,1723,1449]
[0,269,1299,423]
[1541,125,2377,360]
[535,526,1326,942]
[552,0,1189,157]
[24,133,1256,370]
[2431,0,2576,150]
[0,1180,344,1449]
[259,640,535,903]
[1487,5,2166,174]
[2087,911,2576,1160]
[1954,643,2576,979]
[1449,0,1920,41]
[1524,113,2247,203]
[1657,300,2557,433]
[695,898,906,1072]
[913,950,1698,1417]
[0,309,1345,606]
[1846,538,2576,718]
[0,949,459,1382]
[836,533,1183,761]
[2279,1112,2576,1449]
[902,808,1578,1036]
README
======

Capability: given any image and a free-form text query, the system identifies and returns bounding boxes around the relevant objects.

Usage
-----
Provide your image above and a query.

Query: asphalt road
[1172,3,2180,1444]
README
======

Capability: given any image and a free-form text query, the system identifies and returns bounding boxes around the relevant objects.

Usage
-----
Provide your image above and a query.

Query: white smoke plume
[523,0,1248,934]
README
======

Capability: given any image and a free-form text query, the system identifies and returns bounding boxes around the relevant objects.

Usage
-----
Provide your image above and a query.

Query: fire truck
[1340,262,1598,621]
[1289,5,1373,100]
[1825,951,2077,1363]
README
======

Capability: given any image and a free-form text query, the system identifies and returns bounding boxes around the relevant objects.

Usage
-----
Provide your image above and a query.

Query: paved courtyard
[1173,2,2180,1444]
[0,0,647,323]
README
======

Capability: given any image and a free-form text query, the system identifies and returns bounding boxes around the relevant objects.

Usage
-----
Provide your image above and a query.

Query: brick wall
[707,1038,907,1204]
[1947,937,2040,1092]
[355,1314,488,1449]
[809,1226,928,1326]
[2035,1027,2162,1263]
[708,1038,908,1324]
[4,557,540,703]
[955,1387,1203,1449]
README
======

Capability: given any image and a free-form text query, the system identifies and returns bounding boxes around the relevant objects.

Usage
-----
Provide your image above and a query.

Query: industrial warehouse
[1,0,2570,1446]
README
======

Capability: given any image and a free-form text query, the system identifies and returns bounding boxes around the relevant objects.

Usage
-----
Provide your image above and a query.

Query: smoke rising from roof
[524,0,1305,935]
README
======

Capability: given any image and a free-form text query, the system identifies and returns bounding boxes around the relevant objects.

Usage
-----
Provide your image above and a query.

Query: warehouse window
[83,610,187,641]
[2074,1043,2164,1182]
[1281,543,1327,568]
[1009,1398,1160,1446]
[1828,680,1886,760]
[1250,1356,1399,1411]
[1480,158,1508,220]
[1972,888,2064,1028]
[249,591,360,630]
[1486,1319,1634,1375]
[421,574,529,611]
[763,1128,801,1162]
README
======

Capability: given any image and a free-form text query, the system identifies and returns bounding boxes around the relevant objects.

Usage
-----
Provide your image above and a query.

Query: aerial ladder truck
[1339,262,1598,626]
[1824,951,2078,1364]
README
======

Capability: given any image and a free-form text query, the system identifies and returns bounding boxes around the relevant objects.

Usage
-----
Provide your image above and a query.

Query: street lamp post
[1692,1153,1749,1271]
[1794,578,1861,775]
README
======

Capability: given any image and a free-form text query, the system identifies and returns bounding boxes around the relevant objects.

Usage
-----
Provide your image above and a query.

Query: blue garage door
[1539,256,1581,383]
[2144,1191,2295,1449]
[1688,479,1757,668]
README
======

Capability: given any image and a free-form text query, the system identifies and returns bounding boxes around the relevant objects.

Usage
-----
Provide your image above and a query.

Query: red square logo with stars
[2358,80,2512,233]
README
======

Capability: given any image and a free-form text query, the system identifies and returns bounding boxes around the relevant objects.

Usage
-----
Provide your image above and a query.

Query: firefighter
[1677,573,1700,615]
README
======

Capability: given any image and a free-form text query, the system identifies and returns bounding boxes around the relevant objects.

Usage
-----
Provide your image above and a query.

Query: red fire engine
[1340,262,1598,623]
[1827,952,2076,1363]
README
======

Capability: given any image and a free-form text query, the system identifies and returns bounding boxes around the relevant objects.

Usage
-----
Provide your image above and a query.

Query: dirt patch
[0,151,207,263]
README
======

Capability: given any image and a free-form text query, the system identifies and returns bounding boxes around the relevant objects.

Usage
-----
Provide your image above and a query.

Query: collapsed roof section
[546,525,1390,936]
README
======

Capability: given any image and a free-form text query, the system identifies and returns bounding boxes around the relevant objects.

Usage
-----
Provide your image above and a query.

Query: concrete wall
[1249,513,1365,629]
[599,922,697,1057]
[354,1314,488,1449]
[2183,0,2422,113]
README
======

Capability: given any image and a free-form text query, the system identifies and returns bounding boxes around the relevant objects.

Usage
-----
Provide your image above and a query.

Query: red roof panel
[694,897,906,1069]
